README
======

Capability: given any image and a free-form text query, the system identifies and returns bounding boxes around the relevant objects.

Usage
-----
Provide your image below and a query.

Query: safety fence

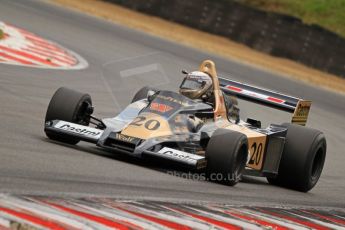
[105,0,345,77]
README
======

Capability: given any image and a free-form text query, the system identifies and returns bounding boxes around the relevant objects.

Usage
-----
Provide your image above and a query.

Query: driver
[179,71,239,123]
[179,71,214,104]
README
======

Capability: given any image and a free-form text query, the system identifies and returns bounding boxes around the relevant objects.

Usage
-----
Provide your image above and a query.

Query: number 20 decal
[130,116,160,130]
[248,142,263,166]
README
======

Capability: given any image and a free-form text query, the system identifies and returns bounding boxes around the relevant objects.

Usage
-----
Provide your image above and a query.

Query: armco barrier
[104,0,345,77]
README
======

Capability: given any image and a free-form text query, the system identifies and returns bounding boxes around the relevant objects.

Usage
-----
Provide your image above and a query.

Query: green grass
[236,0,345,37]
[0,29,4,40]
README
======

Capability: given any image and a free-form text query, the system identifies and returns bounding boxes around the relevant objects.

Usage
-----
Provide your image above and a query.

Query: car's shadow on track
[241,176,268,185]
[43,137,270,187]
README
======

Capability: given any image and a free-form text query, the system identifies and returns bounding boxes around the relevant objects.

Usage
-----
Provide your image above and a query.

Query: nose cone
[120,114,172,140]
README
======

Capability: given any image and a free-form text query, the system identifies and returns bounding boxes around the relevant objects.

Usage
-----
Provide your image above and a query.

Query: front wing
[45,120,206,169]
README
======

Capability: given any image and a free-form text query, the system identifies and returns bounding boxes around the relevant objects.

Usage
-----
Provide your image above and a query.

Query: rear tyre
[131,86,157,103]
[267,123,326,192]
[45,87,92,145]
[206,129,248,186]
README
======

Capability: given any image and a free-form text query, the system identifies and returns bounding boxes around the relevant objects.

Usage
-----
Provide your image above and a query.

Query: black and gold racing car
[44,60,326,192]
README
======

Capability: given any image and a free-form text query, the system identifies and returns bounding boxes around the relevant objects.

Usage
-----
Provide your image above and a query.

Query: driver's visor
[180,78,205,90]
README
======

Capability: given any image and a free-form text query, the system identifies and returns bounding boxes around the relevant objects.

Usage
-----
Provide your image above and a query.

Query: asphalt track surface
[0,0,344,209]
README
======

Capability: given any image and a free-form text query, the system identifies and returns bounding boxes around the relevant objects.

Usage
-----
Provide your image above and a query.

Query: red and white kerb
[0,22,87,69]
[226,85,286,104]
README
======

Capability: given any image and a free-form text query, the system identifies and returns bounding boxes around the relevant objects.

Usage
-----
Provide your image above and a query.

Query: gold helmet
[179,71,213,99]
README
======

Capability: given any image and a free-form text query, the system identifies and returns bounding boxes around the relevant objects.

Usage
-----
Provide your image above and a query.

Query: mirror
[147,90,156,102]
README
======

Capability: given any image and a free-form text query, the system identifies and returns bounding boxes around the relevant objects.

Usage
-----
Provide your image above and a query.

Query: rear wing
[219,77,311,126]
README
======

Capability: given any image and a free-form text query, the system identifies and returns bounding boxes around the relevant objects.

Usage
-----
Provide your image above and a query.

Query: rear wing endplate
[219,77,311,126]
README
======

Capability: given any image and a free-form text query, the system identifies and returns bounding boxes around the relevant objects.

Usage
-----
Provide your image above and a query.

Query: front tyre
[206,129,248,186]
[267,123,326,192]
[45,87,92,145]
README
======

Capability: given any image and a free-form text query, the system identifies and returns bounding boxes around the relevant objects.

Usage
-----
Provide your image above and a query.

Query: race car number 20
[248,142,263,166]
[130,116,160,130]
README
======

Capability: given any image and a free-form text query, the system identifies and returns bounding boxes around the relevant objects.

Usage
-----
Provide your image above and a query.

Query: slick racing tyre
[45,87,92,145]
[131,86,157,103]
[206,129,248,186]
[267,123,326,192]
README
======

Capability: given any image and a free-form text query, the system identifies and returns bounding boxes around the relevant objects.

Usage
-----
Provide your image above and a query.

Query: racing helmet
[179,71,213,99]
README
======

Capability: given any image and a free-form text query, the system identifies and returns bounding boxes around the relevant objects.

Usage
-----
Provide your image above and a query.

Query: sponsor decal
[150,102,173,113]
[156,95,189,106]
[226,85,286,104]
[158,147,204,163]
[295,104,310,117]
[226,85,242,92]
[292,100,311,125]
[54,121,103,139]
[115,133,139,144]
[267,96,284,104]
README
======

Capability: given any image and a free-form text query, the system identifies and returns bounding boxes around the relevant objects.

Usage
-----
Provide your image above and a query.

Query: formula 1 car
[44,60,326,192]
